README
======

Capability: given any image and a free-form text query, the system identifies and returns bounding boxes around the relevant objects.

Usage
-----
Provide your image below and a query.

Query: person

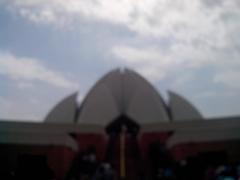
[65,146,98,180]
[93,162,114,180]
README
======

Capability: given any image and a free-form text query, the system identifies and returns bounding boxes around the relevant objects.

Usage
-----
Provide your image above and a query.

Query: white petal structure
[168,91,203,121]
[77,69,122,125]
[77,68,170,125]
[45,92,78,123]
[44,69,204,125]
[77,83,120,125]
[124,69,170,124]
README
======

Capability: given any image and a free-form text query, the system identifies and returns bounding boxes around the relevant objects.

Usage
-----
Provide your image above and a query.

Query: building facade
[0,68,240,179]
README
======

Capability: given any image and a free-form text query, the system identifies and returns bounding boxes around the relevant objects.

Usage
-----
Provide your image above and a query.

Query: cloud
[195,90,238,100]
[5,1,240,82]
[16,82,34,89]
[0,52,78,89]
[4,0,240,46]
[111,45,177,81]
[214,71,240,89]
[111,43,238,82]
[0,96,40,121]
[2,0,240,118]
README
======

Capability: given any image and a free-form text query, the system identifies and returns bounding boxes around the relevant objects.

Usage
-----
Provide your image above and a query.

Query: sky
[0,0,240,122]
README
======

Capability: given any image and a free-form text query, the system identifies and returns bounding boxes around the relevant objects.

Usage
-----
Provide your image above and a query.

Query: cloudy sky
[0,0,240,122]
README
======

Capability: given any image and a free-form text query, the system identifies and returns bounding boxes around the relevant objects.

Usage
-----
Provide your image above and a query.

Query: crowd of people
[147,142,240,180]
[152,160,240,180]
[1,144,240,180]
[65,147,115,180]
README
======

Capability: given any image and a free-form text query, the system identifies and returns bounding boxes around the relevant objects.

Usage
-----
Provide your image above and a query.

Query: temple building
[0,68,240,179]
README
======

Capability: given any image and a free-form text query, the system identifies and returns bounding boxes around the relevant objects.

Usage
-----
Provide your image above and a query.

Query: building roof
[77,68,170,125]
[166,116,240,148]
[44,68,204,125]
[168,91,203,121]
[0,132,78,151]
[45,92,78,123]
[1,116,240,150]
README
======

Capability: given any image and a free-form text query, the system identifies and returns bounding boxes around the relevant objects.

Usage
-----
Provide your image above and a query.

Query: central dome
[77,68,170,125]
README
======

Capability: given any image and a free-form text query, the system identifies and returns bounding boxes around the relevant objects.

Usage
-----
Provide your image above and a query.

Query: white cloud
[195,90,238,99]
[111,45,176,81]
[16,82,34,89]
[111,41,240,90]
[214,71,240,89]
[2,0,240,118]
[0,96,40,121]
[5,1,240,85]
[0,52,78,89]
[5,0,240,47]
